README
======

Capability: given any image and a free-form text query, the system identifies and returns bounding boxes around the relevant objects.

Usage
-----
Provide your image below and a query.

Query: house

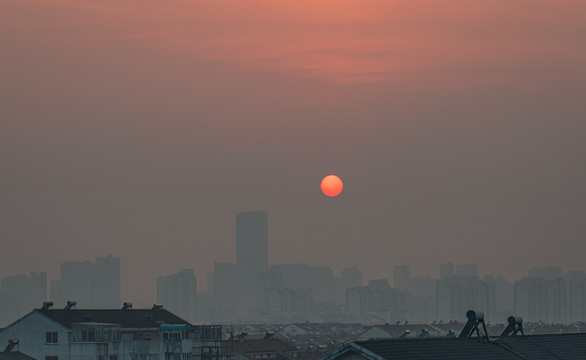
[0,340,36,360]
[222,338,299,360]
[320,333,586,360]
[0,303,222,360]
[359,325,438,340]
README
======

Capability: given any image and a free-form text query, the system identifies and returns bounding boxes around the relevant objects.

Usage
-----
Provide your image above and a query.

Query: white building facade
[0,305,221,360]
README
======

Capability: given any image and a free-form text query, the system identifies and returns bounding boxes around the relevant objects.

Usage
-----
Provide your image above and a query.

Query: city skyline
[2,212,584,328]
[2,0,586,317]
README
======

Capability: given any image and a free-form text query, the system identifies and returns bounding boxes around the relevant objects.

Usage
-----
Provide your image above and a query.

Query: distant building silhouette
[528,266,563,280]
[346,279,410,323]
[393,265,411,289]
[437,275,496,322]
[455,264,478,277]
[342,267,363,288]
[157,268,197,322]
[0,271,47,327]
[440,263,455,279]
[268,287,313,321]
[236,211,268,277]
[50,255,120,308]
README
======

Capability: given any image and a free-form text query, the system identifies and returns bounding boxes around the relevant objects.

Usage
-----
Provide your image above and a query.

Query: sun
[321,175,343,197]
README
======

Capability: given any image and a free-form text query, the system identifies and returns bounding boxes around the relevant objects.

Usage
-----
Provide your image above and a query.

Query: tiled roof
[37,308,190,329]
[355,337,520,360]
[322,333,586,360]
[222,339,299,354]
[494,333,586,359]
[0,351,36,360]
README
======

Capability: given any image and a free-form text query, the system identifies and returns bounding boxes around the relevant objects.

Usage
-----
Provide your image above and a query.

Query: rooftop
[37,308,190,329]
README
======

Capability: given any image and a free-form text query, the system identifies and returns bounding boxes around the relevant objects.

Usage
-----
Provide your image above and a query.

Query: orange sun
[321,175,343,197]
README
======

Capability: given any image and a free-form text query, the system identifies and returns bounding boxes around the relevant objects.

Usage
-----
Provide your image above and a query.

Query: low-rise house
[320,333,586,360]
[0,340,36,360]
[222,338,299,360]
[0,303,221,360]
[359,324,438,340]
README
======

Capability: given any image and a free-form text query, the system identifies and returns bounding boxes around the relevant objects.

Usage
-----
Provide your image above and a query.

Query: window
[46,356,58,360]
[46,332,58,344]
[110,356,118,360]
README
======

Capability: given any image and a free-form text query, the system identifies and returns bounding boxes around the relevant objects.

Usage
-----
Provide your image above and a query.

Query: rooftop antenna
[500,316,524,336]
[459,310,488,341]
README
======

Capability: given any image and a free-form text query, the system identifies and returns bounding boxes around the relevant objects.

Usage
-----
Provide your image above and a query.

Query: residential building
[157,269,197,323]
[393,266,410,290]
[50,255,121,309]
[0,272,47,327]
[0,304,222,360]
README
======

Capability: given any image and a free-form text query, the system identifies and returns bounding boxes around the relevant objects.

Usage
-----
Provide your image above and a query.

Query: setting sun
[321,175,343,197]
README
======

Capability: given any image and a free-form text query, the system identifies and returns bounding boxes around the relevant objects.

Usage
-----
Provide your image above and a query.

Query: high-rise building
[528,266,563,280]
[268,287,313,321]
[0,271,47,326]
[440,263,455,279]
[393,265,411,289]
[514,276,564,323]
[236,211,268,276]
[341,267,363,288]
[95,254,121,308]
[437,276,496,322]
[157,269,197,322]
[455,264,478,277]
[50,255,121,308]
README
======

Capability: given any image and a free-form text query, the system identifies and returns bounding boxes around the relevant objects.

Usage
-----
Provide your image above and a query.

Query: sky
[2,0,586,306]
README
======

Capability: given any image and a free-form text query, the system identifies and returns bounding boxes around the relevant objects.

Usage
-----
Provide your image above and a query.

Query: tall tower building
[50,255,121,308]
[157,269,197,322]
[236,211,268,276]
[440,262,455,279]
[393,265,411,289]
[94,254,121,308]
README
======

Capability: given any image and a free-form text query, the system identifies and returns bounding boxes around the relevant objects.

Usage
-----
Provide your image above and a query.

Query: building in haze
[94,254,121,308]
[440,263,455,279]
[236,211,269,276]
[455,264,478,277]
[50,255,120,309]
[268,287,314,321]
[0,271,47,327]
[346,279,410,323]
[341,267,363,288]
[157,268,197,322]
[393,265,411,289]
[437,275,496,322]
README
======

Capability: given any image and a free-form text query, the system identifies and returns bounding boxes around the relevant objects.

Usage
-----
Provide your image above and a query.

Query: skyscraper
[50,255,121,308]
[456,264,478,277]
[393,265,411,289]
[157,269,197,322]
[236,211,268,276]
[0,271,47,326]
[95,254,121,308]
[440,262,455,279]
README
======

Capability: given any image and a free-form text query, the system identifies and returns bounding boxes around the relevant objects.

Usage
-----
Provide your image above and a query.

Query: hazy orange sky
[2,0,586,306]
